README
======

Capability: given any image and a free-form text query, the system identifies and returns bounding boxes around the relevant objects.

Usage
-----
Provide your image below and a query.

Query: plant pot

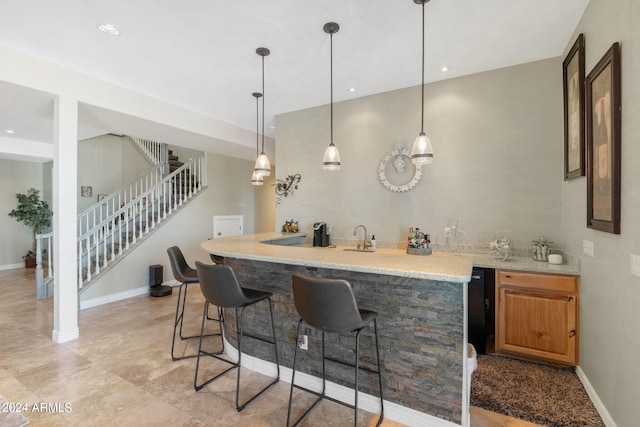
[24,258,36,268]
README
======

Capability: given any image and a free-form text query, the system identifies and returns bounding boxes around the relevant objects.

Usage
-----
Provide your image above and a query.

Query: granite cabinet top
[201,232,474,283]
[464,252,581,276]
[201,232,580,283]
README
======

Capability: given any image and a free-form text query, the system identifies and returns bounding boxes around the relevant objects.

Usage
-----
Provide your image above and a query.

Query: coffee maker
[313,222,330,247]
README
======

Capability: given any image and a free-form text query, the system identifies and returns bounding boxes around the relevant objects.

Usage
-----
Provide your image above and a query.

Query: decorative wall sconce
[274,173,301,204]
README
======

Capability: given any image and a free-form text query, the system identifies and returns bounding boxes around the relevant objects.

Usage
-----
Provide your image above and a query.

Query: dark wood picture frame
[563,34,585,180]
[586,42,621,234]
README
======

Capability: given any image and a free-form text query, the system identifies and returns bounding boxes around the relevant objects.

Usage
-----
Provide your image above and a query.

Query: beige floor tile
[0,268,540,427]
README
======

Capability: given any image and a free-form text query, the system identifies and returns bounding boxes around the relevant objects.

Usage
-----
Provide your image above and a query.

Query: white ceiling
[0,0,589,160]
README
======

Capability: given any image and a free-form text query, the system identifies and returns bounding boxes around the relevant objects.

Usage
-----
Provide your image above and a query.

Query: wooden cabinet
[495,270,579,365]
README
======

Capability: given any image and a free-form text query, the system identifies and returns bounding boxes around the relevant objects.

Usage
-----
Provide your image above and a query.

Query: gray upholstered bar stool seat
[194,261,280,412]
[287,274,384,427]
[166,246,223,361]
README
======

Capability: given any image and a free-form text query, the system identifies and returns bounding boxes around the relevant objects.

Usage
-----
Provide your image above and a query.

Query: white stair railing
[35,231,54,299]
[77,165,164,240]
[130,136,168,166]
[76,153,206,291]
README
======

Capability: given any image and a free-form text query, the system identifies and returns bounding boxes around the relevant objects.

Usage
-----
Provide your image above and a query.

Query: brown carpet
[470,354,604,427]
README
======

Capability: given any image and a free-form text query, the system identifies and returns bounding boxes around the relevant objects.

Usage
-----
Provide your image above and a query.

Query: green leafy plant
[8,188,53,259]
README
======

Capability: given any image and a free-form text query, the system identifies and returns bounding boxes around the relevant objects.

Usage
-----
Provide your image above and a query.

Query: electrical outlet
[298,334,308,350]
[583,240,594,257]
[631,254,640,277]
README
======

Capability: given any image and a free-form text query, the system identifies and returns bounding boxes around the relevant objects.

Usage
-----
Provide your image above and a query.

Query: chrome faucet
[353,224,369,250]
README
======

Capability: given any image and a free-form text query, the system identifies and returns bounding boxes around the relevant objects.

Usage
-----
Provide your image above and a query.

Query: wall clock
[378,143,423,192]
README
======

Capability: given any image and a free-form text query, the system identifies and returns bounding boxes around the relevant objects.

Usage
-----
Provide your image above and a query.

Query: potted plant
[8,188,53,268]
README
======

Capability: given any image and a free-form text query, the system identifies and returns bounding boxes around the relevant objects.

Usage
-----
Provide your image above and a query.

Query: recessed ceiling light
[441,66,448,72]
[5,129,15,134]
[97,23,120,36]
[349,87,357,92]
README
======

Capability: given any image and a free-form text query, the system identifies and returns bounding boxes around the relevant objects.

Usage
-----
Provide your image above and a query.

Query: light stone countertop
[201,232,474,283]
[201,232,581,283]
[464,252,581,276]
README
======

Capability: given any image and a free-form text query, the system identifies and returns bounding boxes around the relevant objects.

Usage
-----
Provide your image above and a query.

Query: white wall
[276,58,563,249]
[0,159,44,266]
[561,1,640,426]
[77,135,124,212]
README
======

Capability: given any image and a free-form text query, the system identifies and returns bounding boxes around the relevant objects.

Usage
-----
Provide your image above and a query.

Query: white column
[52,95,79,343]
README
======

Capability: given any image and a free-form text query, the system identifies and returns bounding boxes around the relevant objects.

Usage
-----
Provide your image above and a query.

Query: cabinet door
[496,271,578,365]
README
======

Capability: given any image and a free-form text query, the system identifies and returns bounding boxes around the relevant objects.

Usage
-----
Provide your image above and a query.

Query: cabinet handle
[569,329,576,337]
[568,296,574,302]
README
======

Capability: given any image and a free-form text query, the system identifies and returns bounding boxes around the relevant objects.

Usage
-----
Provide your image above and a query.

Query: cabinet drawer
[498,270,578,293]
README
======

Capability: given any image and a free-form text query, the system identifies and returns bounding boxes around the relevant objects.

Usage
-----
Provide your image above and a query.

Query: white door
[212,215,243,238]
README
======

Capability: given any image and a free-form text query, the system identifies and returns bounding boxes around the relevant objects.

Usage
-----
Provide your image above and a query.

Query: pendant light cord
[256,95,260,157]
[261,55,266,154]
[420,1,425,133]
[330,31,334,145]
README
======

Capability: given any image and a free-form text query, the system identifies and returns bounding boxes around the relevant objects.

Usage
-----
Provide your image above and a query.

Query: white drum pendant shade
[410,132,434,165]
[254,153,271,176]
[251,170,264,185]
[322,143,341,171]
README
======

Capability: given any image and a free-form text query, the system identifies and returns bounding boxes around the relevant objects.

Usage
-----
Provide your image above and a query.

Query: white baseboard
[221,336,460,427]
[52,327,79,343]
[575,365,617,427]
[80,286,149,310]
[0,263,24,271]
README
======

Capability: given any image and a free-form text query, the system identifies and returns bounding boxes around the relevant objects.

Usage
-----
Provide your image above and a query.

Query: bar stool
[166,246,223,361]
[194,261,280,412]
[287,274,384,427]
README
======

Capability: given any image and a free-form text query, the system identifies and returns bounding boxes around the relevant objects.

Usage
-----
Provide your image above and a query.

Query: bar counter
[201,232,474,426]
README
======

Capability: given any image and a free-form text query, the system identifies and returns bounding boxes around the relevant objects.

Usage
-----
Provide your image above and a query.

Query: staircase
[35,137,207,298]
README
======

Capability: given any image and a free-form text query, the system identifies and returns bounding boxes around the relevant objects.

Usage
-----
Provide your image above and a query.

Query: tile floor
[0,268,544,426]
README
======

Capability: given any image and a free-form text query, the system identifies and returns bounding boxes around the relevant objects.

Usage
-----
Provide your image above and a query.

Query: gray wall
[275,58,563,249]
[79,151,275,300]
[0,159,44,266]
[77,134,149,212]
[561,1,639,426]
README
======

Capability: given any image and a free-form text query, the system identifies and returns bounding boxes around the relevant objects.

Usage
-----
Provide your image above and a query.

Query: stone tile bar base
[221,257,465,424]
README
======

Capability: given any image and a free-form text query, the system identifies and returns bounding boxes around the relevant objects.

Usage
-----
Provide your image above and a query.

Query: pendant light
[251,92,264,186]
[254,47,271,177]
[322,22,341,171]
[410,0,434,166]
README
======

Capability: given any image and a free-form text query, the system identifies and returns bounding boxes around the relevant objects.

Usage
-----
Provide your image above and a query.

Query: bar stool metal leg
[286,321,385,427]
[171,283,223,361]
[235,298,280,411]
[373,318,385,424]
[194,297,280,412]
[194,302,235,390]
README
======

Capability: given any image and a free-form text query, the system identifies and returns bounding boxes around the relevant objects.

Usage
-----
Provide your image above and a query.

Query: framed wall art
[563,33,585,180]
[586,42,621,234]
